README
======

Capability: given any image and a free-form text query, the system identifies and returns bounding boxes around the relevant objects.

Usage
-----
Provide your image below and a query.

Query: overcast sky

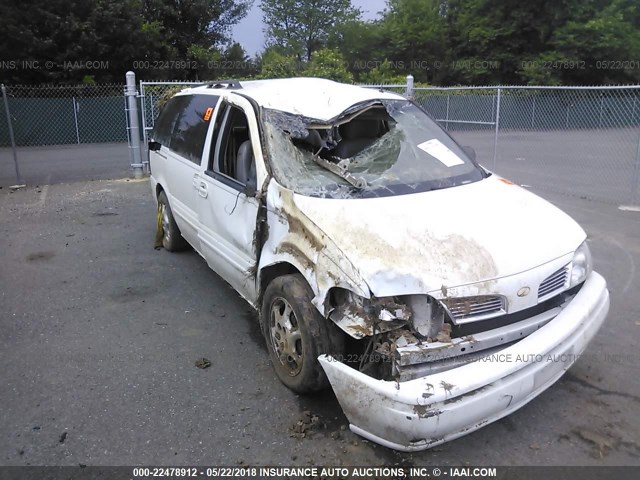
[231,0,388,56]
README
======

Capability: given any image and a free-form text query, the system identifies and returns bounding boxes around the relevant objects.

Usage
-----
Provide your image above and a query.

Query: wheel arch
[257,261,309,330]
[259,261,303,301]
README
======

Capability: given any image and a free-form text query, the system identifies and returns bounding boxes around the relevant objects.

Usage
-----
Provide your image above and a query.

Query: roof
[186,78,406,121]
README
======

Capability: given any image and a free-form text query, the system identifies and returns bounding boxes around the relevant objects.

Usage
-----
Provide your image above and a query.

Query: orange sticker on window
[203,107,214,121]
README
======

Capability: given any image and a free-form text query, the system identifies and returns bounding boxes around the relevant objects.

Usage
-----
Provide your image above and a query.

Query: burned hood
[290,176,586,297]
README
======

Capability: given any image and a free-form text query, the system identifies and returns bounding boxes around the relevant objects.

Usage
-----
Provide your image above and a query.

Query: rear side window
[152,96,188,147]
[170,94,220,164]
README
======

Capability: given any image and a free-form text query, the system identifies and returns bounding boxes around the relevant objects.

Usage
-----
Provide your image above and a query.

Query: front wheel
[261,274,344,393]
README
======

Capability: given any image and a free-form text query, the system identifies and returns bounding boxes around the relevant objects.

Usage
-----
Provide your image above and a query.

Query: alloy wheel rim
[269,297,303,376]
[161,203,171,243]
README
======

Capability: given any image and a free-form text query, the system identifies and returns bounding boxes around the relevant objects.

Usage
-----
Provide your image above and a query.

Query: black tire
[261,274,344,393]
[158,191,188,252]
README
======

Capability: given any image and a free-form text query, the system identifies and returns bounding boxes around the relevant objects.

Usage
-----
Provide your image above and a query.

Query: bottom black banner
[0,466,637,480]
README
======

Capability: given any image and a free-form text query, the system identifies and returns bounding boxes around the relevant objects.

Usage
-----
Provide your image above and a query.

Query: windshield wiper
[311,151,367,189]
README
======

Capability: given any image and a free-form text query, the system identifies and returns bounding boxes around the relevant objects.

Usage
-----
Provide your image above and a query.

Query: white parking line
[15,174,51,210]
[618,205,640,212]
[37,183,49,210]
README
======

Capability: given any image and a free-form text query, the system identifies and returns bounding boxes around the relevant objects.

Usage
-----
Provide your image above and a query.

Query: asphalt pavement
[2,127,640,207]
[0,143,130,188]
[452,128,640,205]
[0,177,639,466]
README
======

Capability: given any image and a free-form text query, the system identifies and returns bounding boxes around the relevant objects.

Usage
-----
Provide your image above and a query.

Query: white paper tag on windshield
[418,139,465,167]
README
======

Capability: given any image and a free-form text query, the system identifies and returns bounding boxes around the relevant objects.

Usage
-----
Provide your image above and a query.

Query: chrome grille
[538,266,569,299]
[442,295,505,324]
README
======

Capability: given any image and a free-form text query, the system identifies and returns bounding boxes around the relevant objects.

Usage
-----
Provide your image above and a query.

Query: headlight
[569,241,592,287]
[330,289,410,322]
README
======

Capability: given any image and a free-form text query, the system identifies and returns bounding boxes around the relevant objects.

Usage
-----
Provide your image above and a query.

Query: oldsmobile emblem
[517,287,531,297]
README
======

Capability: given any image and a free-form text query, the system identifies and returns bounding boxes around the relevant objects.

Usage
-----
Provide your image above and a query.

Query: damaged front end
[319,273,609,451]
[256,97,609,451]
[325,289,454,378]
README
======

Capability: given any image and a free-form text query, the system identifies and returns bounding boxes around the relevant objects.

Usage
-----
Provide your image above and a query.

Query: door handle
[193,174,208,198]
[197,181,208,198]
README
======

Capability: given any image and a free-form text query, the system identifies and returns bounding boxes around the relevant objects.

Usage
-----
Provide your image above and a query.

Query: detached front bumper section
[319,272,609,451]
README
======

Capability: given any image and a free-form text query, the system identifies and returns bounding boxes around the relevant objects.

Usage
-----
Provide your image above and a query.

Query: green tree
[185,45,222,80]
[303,48,353,82]
[535,0,640,84]
[333,0,450,83]
[332,19,392,81]
[188,42,256,81]
[141,0,252,79]
[257,47,300,78]
[442,0,553,84]
[88,0,153,82]
[0,0,252,83]
[221,42,259,78]
[377,0,447,83]
[261,0,360,61]
[355,0,639,85]
[359,59,407,85]
[0,0,147,83]
[442,0,621,84]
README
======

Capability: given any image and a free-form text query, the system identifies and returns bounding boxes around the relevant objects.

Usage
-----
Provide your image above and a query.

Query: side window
[169,94,220,164]
[212,104,256,188]
[206,105,226,173]
[152,96,188,147]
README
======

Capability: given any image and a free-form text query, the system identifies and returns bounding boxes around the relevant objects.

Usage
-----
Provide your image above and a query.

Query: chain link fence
[138,81,640,206]
[0,84,127,147]
[1,78,639,204]
[414,86,640,205]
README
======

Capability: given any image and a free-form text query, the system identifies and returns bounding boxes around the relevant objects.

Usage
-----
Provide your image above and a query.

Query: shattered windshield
[262,99,487,198]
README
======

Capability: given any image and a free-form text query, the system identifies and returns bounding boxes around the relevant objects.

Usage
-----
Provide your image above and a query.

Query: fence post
[445,94,450,131]
[1,84,24,187]
[150,94,155,129]
[125,71,144,179]
[72,97,80,144]
[405,75,414,100]
[139,81,149,173]
[492,87,501,171]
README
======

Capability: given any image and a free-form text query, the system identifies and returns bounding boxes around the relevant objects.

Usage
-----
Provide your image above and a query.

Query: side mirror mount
[462,145,476,162]
[244,178,258,197]
[148,141,162,152]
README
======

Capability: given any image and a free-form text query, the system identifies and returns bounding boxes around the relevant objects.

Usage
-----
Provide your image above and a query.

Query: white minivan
[149,78,609,451]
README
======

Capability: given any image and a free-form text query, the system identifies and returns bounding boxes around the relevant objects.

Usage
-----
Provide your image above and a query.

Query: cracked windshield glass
[263,100,487,198]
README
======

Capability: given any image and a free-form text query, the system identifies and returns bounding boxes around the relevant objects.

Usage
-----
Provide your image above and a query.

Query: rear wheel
[261,274,344,393]
[157,191,188,252]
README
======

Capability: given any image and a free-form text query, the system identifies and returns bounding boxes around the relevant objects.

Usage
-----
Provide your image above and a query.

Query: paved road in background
[0,143,130,187]
[2,128,639,206]
[1,178,639,466]
[452,127,640,205]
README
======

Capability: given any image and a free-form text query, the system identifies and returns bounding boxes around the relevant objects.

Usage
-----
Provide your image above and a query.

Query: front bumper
[319,271,609,451]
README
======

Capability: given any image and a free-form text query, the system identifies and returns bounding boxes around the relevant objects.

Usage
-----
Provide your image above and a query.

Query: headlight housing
[569,241,592,287]
[331,289,410,322]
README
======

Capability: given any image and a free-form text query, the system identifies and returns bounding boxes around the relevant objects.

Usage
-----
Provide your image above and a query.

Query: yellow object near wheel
[154,202,164,250]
